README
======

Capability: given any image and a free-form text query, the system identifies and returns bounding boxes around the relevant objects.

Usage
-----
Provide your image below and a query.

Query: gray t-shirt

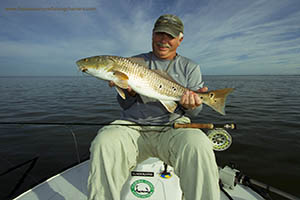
[117,52,204,124]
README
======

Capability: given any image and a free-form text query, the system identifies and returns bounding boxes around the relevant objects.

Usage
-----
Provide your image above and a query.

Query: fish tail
[199,88,234,115]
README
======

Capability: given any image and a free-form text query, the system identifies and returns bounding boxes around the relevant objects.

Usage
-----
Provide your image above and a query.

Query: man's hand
[180,87,208,110]
[108,81,136,96]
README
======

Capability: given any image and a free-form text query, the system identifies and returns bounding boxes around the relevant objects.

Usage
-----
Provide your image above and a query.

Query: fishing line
[0,124,84,198]
[1,122,83,167]
[0,156,38,180]
[0,156,40,199]
[65,126,81,164]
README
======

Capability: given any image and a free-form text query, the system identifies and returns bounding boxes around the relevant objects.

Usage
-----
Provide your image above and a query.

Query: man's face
[152,32,183,60]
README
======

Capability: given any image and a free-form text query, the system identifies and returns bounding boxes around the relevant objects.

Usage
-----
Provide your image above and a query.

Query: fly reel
[207,128,232,151]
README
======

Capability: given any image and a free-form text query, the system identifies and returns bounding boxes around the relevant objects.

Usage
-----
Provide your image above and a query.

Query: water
[0,76,299,199]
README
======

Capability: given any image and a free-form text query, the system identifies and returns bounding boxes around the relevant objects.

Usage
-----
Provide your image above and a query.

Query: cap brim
[153,26,179,38]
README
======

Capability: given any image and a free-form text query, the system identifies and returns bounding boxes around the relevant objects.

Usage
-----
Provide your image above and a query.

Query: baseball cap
[153,14,184,38]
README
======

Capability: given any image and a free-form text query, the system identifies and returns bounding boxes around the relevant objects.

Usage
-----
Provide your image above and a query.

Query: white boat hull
[14,158,265,200]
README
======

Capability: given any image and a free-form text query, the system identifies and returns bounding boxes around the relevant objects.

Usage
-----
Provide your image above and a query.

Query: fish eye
[84,59,88,62]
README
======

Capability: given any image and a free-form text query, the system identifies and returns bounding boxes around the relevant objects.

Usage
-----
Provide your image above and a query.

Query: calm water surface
[0,76,299,199]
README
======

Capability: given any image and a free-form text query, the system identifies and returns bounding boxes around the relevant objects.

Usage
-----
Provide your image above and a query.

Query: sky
[1,0,300,76]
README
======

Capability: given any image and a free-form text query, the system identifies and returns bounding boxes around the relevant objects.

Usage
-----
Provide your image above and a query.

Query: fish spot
[172,86,176,91]
[159,85,163,89]
[210,93,214,98]
[139,72,144,78]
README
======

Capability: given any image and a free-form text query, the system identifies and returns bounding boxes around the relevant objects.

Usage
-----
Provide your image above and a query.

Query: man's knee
[90,126,126,153]
[174,130,213,154]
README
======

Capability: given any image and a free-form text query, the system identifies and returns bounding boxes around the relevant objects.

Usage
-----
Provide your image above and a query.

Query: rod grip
[173,123,214,129]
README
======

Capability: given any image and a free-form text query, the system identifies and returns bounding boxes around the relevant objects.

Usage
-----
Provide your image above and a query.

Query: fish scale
[115,56,185,100]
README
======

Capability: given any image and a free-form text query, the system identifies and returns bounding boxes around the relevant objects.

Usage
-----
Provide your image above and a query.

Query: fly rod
[0,122,236,130]
[237,173,300,200]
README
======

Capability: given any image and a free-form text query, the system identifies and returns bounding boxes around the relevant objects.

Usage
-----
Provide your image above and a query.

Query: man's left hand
[180,87,208,110]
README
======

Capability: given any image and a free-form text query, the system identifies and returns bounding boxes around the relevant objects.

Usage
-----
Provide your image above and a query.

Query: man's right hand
[179,87,208,110]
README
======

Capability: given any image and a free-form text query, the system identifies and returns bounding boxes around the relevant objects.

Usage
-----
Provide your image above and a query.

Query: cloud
[1,0,300,75]
[178,0,300,75]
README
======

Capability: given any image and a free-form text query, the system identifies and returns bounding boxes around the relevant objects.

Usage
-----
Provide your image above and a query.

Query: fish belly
[128,78,179,101]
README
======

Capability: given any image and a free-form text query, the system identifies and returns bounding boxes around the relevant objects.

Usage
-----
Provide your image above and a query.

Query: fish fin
[115,86,126,99]
[113,71,129,89]
[153,70,178,83]
[159,100,178,113]
[127,57,148,67]
[113,71,129,80]
[114,79,128,89]
[199,88,234,115]
[140,95,157,104]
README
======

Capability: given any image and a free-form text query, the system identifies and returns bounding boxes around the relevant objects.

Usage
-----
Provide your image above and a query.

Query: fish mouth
[80,67,88,72]
[76,60,88,73]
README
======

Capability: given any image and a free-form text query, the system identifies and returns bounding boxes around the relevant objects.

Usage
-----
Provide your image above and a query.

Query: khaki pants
[88,117,220,200]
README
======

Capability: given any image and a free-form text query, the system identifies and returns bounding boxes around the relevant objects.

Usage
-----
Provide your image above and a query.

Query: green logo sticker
[131,179,154,198]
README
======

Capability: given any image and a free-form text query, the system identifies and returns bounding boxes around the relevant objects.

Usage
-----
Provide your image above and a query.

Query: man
[88,14,220,200]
